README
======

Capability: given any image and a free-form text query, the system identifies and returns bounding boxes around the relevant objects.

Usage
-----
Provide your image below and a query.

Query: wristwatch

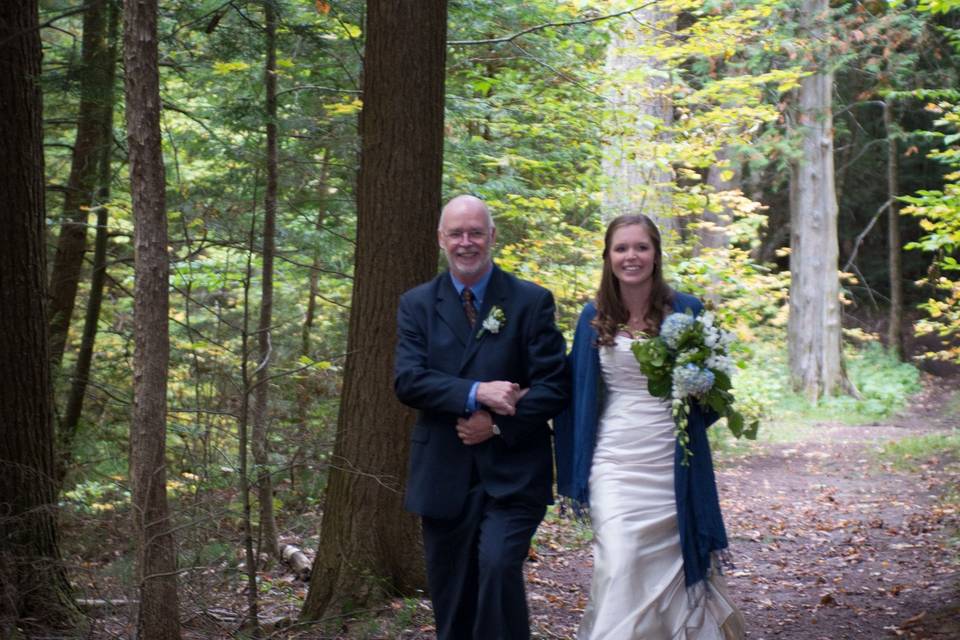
[491,423,501,436]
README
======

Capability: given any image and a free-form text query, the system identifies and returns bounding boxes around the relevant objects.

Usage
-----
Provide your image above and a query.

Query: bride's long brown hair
[593,214,674,346]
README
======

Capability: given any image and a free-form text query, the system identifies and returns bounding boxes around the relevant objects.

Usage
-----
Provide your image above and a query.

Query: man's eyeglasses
[441,229,489,241]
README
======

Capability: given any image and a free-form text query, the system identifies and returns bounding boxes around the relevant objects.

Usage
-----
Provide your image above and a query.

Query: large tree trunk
[0,1,78,632]
[885,99,904,359]
[252,0,279,559]
[59,0,120,484]
[48,0,115,370]
[124,0,181,636]
[301,0,446,618]
[787,0,847,400]
[602,4,676,231]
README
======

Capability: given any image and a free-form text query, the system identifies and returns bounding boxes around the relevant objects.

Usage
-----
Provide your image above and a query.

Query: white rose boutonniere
[477,305,506,339]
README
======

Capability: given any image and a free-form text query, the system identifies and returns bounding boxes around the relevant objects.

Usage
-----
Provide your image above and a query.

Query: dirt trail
[528,380,960,640]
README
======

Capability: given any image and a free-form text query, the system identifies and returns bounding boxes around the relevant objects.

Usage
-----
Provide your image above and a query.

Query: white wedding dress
[578,336,744,640]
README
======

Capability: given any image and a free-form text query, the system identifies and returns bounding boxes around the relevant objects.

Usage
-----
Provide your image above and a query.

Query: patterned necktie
[462,288,477,328]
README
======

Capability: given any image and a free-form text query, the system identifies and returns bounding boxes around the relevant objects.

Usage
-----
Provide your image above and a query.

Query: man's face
[438,203,495,285]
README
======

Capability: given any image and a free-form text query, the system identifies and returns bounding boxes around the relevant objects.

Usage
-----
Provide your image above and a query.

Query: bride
[554,214,745,639]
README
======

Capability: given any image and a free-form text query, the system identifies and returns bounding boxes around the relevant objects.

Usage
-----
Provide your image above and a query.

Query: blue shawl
[554,293,729,588]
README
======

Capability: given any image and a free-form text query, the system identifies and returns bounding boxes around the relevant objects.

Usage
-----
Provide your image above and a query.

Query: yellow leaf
[212,61,250,75]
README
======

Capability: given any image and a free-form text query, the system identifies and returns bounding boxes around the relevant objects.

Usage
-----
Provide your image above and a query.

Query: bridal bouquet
[631,310,758,465]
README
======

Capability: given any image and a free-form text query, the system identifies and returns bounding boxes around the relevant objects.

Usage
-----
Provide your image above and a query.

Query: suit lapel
[459,266,508,372]
[436,274,470,347]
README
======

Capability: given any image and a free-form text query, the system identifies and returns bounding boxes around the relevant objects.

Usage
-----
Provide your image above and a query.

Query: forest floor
[78,376,959,640]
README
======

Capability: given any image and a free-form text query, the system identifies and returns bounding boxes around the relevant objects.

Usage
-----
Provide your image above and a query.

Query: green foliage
[901,101,960,363]
[61,480,130,515]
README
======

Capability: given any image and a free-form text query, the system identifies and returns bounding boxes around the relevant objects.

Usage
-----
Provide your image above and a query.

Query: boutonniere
[477,306,506,338]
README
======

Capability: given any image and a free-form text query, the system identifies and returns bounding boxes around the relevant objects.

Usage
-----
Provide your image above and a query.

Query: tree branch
[447,2,658,46]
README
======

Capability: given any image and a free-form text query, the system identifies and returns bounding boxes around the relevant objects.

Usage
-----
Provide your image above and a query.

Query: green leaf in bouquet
[648,376,672,398]
[713,370,732,391]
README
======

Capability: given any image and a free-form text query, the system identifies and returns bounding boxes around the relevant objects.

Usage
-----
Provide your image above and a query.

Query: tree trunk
[48,0,115,370]
[59,0,119,484]
[252,0,279,559]
[301,0,446,619]
[602,4,676,231]
[124,0,181,635]
[787,0,847,400]
[885,99,904,359]
[0,1,78,632]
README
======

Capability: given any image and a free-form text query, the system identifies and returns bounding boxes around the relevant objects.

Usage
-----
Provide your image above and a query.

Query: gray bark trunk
[885,100,904,359]
[787,0,846,400]
[123,0,181,634]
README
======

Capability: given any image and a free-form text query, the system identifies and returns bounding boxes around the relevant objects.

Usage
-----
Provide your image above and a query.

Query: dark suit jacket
[394,265,569,519]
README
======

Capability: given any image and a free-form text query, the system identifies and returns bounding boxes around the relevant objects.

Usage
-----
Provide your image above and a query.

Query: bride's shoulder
[670,291,703,315]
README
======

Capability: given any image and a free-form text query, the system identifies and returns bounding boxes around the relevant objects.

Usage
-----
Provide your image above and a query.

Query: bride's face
[609,224,656,288]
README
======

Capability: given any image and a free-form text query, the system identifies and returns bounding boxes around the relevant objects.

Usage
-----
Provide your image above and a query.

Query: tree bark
[885,99,904,359]
[787,0,848,400]
[0,0,78,632]
[59,0,119,484]
[602,4,676,231]
[124,0,181,635]
[301,0,446,619]
[253,0,279,559]
[48,0,115,370]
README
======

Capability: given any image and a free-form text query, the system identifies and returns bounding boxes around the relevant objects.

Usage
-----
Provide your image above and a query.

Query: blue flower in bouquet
[660,313,695,349]
[672,364,715,400]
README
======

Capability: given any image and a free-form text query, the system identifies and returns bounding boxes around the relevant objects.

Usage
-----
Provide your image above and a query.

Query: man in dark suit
[394,195,569,640]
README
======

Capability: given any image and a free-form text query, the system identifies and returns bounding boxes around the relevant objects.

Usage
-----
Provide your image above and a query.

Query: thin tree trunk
[59,0,119,484]
[240,206,261,637]
[787,0,848,400]
[124,0,180,635]
[885,99,904,359]
[301,0,446,619]
[48,0,114,370]
[0,0,78,631]
[252,0,279,559]
[293,149,329,488]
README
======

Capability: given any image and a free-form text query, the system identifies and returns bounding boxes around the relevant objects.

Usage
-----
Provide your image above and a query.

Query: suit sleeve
[495,288,570,447]
[393,292,474,415]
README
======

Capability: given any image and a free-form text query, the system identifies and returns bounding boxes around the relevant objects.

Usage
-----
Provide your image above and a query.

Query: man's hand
[476,381,522,415]
[457,410,496,445]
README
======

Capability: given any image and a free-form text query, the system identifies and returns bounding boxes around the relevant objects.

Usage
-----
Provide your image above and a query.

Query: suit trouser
[421,482,547,640]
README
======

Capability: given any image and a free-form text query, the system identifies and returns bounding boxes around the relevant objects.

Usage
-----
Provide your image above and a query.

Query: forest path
[527,378,960,640]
